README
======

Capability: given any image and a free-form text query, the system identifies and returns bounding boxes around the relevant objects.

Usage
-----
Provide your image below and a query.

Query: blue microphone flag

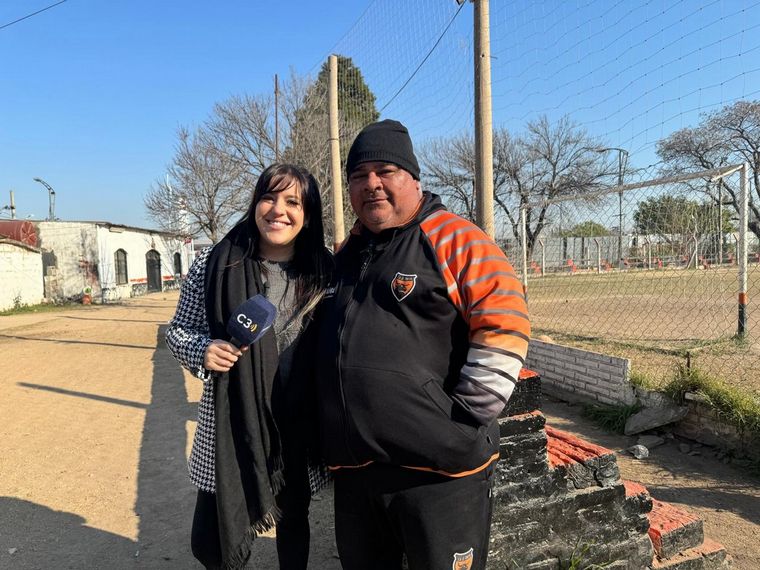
[226,294,277,347]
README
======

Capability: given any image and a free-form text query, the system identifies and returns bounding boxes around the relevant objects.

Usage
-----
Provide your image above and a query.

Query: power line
[379,1,465,113]
[0,0,68,32]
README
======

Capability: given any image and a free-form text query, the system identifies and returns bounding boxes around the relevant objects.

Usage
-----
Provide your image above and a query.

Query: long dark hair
[239,163,332,320]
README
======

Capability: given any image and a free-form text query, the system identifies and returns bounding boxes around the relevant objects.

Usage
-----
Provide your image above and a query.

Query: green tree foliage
[314,55,379,128]
[633,195,735,239]
[286,55,378,174]
[562,221,610,237]
[147,57,378,243]
[284,55,379,242]
[657,99,760,239]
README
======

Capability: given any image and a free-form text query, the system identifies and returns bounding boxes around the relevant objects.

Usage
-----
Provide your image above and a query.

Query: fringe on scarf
[221,505,284,570]
[219,456,285,570]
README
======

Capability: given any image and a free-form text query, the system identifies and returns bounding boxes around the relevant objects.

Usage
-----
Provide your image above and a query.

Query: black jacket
[314,194,530,476]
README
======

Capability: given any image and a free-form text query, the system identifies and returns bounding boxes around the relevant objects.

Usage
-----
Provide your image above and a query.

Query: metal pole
[10,191,16,219]
[328,55,345,250]
[33,178,55,221]
[539,239,545,276]
[719,189,724,263]
[474,0,495,238]
[617,150,625,269]
[738,163,749,337]
[274,74,280,162]
[520,206,528,295]
[594,238,601,273]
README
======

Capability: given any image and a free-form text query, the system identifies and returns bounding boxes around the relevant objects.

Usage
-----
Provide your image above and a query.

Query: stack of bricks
[488,369,731,569]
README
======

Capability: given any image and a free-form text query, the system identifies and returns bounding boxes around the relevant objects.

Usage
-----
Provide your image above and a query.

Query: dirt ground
[0,291,758,569]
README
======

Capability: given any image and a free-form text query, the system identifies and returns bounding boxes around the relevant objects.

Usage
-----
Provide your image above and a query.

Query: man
[314,119,530,570]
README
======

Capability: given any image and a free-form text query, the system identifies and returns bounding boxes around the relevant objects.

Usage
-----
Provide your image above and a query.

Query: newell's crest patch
[391,272,417,302]
[453,548,474,570]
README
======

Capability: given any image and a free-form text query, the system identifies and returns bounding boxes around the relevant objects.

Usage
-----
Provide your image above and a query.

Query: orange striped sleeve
[421,210,530,425]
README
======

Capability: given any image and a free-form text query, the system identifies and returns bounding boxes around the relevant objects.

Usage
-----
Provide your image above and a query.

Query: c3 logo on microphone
[236,314,258,333]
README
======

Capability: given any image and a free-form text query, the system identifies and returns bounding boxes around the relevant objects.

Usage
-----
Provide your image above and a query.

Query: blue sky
[0,1,371,227]
[3,1,759,231]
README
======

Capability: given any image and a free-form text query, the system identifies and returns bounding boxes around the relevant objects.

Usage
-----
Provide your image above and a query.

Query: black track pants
[333,463,494,570]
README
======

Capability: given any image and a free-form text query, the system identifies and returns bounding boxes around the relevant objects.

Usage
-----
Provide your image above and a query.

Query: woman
[166,163,332,569]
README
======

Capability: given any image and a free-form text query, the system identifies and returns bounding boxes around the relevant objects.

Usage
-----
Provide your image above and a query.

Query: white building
[0,237,44,311]
[37,221,194,302]
[0,220,194,305]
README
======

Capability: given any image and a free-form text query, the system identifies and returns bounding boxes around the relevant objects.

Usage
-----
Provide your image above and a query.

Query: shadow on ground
[0,497,136,567]
[133,325,280,567]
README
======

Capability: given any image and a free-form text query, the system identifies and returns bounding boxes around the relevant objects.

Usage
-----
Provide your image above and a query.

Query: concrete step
[650,538,731,569]
[623,481,731,569]
[545,424,620,489]
[649,497,704,559]
[623,480,704,558]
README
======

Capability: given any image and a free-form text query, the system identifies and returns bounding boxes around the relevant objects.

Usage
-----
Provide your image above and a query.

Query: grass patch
[629,369,659,390]
[0,301,86,317]
[582,403,641,434]
[662,364,760,435]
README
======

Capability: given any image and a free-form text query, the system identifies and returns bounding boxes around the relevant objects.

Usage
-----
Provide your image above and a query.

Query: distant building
[0,220,193,307]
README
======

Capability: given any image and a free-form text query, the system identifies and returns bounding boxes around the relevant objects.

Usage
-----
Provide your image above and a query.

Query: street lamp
[594,147,629,269]
[33,177,56,221]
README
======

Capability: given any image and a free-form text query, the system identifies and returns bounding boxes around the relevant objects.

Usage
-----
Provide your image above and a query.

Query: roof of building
[35,220,190,239]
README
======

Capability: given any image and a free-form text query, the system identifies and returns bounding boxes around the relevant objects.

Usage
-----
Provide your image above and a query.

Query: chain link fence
[514,163,760,396]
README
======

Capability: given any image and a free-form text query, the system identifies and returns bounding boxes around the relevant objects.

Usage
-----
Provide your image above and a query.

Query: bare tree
[420,134,477,221]
[281,57,379,244]
[144,126,249,243]
[146,57,380,245]
[657,100,760,239]
[421,116,611,256]
[208,93,277,178]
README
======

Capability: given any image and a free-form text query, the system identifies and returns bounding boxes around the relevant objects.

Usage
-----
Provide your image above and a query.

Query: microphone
[226,294,277,348]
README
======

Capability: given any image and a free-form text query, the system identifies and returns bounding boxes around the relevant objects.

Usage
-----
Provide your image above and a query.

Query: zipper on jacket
[335,239,375,463]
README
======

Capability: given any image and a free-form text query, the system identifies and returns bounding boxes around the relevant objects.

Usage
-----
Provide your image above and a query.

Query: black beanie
[346,119,420,180]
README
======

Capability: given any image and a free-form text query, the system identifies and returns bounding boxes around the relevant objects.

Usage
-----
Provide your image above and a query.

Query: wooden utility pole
[328,55,345,249]
[274,74,280,162]
[474,0,495,238]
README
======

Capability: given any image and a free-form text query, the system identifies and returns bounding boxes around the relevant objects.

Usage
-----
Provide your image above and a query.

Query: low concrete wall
[529,341,760,463]
[526,339,636,407]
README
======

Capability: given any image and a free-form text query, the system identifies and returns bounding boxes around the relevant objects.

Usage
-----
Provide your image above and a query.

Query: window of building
[115,249,128,285]
[173,252,182,276]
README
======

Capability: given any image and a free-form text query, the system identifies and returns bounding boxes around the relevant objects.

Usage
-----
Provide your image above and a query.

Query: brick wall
[526,339,636,406]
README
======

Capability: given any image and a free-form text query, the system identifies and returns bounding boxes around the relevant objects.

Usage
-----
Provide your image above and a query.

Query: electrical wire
[0,0,68,32]
[379,1,465,113]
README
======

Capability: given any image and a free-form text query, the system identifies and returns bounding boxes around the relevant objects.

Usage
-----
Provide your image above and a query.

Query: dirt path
[0,291,757,568]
